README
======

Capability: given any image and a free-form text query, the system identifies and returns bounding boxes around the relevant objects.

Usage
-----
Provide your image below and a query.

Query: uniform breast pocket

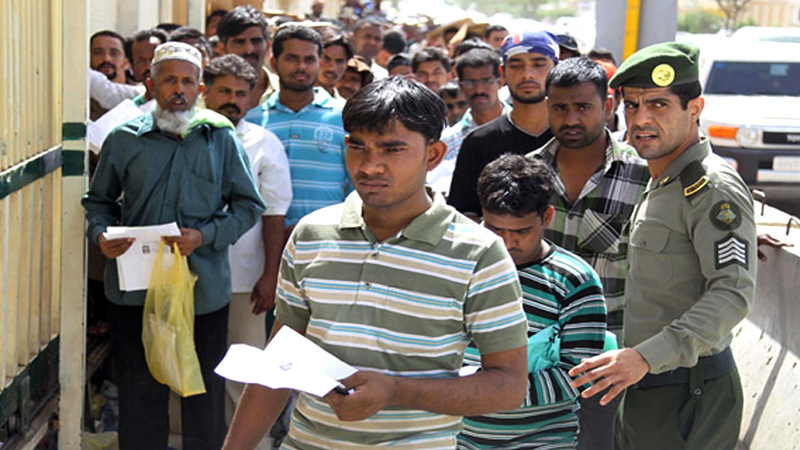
[629,223,672,281]
[179,172,222,220]
[578,210,624,255]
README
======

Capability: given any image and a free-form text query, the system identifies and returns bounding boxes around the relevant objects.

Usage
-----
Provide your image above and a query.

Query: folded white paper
[87,99,145,154]
[214,327,357,397]
[104,222,181,291]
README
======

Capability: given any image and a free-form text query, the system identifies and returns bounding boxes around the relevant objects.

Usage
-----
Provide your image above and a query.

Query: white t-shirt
[229,120,293,292]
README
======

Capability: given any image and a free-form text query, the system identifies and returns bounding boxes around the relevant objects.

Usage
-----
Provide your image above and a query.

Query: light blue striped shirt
[246,87,352,225]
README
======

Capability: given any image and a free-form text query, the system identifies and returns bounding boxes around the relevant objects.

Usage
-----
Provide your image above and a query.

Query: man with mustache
[447,31,557,218]
[217,6,276,110]
[569,42,756,449]
[203,54,292,449]
[89,30,136,120]
[225,75,528,450]
[316,28,353,97]
[129,28,168,108]
[247,23,349,238]
[427,48,510,194]
[528,57,650,450]
[82,42,265,450]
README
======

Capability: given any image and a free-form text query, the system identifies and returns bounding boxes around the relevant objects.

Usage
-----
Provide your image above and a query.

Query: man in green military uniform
[568,42,756,449]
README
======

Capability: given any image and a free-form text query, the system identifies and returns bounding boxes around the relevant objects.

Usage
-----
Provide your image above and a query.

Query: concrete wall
[732,205,800,449]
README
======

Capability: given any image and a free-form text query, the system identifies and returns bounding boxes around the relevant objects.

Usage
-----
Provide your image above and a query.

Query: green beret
[609,42,699,89]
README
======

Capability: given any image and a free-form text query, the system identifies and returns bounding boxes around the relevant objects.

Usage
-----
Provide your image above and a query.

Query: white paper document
[104,222,181,291]
[214,327,357,397]
[87,99,144,154]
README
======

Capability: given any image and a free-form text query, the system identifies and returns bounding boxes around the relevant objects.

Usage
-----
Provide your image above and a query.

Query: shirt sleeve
[447,134,483,217]
[198,129,267,250]
[634,174,755,373]
[525,270,606,407]
[464,239,528,356]
[259,131,293,216]
[82,131,124,243]
[89,69,145,110]
[274,227,311,331]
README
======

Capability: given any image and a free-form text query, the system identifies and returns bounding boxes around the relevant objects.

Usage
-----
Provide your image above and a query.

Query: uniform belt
[633,347,736,389]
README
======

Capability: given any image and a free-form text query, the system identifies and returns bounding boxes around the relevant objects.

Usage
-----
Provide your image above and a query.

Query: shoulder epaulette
[680,160,711,200]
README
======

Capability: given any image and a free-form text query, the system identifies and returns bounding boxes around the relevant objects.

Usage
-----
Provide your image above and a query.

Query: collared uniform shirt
[228,120,293,292]
[82,111,265,314]
[276,189,528,448]
[427,104,512,195]
[246,87,351,225]
[625,138,756,374]
[529,131,650,314]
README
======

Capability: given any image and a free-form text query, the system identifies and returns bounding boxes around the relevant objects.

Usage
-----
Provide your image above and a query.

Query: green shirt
[82,110,265,314]
[624,138,756,374]
[276,189,528,448]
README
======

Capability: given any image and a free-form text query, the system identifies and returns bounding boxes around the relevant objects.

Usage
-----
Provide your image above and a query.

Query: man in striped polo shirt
[225,77,529,449]
[459,154,607,448]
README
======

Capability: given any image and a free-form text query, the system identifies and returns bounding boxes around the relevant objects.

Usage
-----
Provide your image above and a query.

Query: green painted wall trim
[62,122,86,140]
[0,337,59,426]
[62,149,86,177]
[0,146,62,201]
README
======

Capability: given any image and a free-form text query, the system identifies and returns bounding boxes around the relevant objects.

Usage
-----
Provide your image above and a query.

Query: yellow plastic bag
[142,242,206,397]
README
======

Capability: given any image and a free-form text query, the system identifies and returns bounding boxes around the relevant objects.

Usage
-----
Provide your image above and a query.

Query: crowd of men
[82,4,770,449]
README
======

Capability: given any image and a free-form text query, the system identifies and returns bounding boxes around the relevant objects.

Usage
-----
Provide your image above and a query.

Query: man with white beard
[82,42,265,450]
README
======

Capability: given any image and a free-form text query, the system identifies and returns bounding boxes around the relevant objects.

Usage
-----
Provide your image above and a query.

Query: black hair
[588,47,616,65]
[318,26,354,59]
[439,81,460,98]
[169,27,212,59]
[203,54,258,89]
[131,28,168,46]
[455,48,501,79]
[453,38,493,59]
[546,57,608,101]
[90,30,126,50]
[382,30,406,54]
[343,76,447,142]
[387,53,412,73]
[411,47,451,73]
[669,81,702,109]
[126,28,168,65]
[354,17,383,33]
[156,23,182,34]
[484,24,508,39]
[216,5,269,43]
[478,154,555,217]
[272,24,322,58]
[206,9,228,28]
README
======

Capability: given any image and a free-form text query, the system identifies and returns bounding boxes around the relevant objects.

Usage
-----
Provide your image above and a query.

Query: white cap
[151,42,202,71]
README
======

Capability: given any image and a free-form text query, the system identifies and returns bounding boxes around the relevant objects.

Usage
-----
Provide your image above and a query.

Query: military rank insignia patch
[710,200,742,230]
[715,233,748,269]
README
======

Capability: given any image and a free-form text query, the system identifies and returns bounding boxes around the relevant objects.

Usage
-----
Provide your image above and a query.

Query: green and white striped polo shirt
[276,189,528,449]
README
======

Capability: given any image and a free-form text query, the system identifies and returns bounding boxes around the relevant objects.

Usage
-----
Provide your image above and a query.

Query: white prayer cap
[151,42,202,71]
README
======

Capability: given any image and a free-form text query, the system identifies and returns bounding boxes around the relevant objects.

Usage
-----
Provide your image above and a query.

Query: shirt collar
[266,86,336,112]
[340,188,455,246]
[537,129,638,175]
[653,136,710,188]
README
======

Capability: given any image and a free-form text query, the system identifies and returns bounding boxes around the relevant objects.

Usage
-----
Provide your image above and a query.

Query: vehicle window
[704,61,800,96]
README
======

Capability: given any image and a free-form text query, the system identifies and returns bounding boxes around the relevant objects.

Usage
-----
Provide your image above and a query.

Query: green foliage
[734,17,757,30]
[678,9,724,34]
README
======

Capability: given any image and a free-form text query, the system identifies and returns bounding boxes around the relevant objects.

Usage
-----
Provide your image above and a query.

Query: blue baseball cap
[500,31,560,64]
